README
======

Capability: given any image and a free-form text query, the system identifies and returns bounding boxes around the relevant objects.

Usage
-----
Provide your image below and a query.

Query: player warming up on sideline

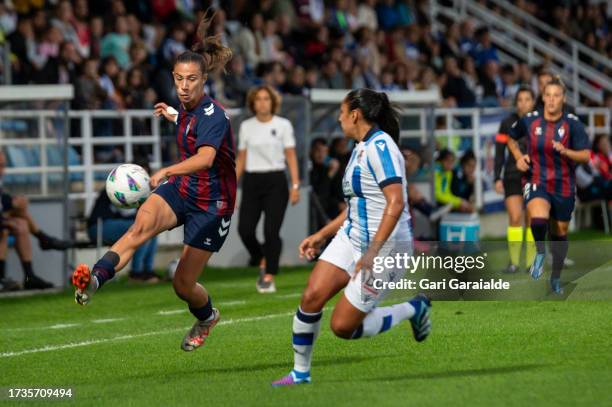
[272,89,432,387]
[507,77,590,294]
[72,13,236,351]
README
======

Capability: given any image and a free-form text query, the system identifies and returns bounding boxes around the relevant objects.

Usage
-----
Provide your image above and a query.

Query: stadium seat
[574,199,611,234]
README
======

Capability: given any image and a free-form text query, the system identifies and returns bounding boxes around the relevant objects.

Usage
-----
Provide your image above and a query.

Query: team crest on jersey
[558,127,565,138]
[375,140,386,151]
[535,127,542,136]
[203,103,215,116]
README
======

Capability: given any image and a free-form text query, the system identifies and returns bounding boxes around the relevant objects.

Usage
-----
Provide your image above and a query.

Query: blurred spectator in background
[442,56,476,108]
[224,54,253,105]
[577,134,612,203]
[0,151,72,291]
[87,186,159,283]
[479,60,501,107]
[471,27,498,67]
[435,148,473,212]
[309,137,342,231]
[499,64,519,107]
[3,0,603,115]
[356,0,378,31]
[99,56,124,110]
[402,147,452,223]
[233,13,264,71]
[33,40,81,84]
[100,15,131,69]
[74,58,106,109]
[236,85,300,294]
[451,149,476,202]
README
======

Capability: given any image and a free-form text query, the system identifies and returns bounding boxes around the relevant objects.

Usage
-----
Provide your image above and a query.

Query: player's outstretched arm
[153,102,178,123]
[150,146,217,187]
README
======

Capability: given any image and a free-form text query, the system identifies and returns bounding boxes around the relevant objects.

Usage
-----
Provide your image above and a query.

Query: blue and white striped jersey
[340,127,411,250]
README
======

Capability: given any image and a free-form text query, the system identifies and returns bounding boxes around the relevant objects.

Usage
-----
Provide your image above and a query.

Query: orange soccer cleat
[72,264,95,305]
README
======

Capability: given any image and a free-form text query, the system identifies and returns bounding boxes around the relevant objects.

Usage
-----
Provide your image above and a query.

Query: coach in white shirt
[236,85,300,293]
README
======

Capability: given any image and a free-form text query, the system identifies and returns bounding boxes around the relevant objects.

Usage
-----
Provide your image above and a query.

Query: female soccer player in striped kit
[72,14,236,351]
[494,86,536,273]
[272,89,432,387]
[508,77,590,294]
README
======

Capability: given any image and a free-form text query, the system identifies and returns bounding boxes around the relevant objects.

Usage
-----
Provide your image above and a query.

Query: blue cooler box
[439,213,480,242]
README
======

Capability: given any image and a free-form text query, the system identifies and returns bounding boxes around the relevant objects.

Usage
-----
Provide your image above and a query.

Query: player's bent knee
[300,287,326,312]
[329,318,355,339]
[172,274,196,301]
[12,218,28,234]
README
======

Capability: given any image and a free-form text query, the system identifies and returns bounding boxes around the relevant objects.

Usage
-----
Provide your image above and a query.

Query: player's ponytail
[175,10,232,74]
[345,88,400,144]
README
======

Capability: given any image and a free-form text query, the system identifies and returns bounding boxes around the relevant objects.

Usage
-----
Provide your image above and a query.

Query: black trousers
[238,171,289,275]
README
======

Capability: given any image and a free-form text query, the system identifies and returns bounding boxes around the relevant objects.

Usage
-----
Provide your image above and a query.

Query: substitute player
[72,14,236,351]
[507,77,590,294]
[272,89,432,387]
[494,86,536,273]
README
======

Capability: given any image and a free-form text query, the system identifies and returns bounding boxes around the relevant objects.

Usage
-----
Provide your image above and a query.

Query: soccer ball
[105,164,151,209]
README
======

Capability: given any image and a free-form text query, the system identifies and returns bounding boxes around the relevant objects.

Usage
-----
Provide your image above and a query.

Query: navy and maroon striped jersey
[509,110,590,197]
[169,95,236,215]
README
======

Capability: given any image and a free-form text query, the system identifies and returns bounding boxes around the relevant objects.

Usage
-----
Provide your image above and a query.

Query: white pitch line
[276,293,302,299]
[50,323,80,330]
[157,309,186,315]
[218,300,246,306]
[0,311,295,358]
[92,318,126,324]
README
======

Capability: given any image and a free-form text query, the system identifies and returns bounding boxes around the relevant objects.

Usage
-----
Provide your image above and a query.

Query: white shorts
[319,229,413,313]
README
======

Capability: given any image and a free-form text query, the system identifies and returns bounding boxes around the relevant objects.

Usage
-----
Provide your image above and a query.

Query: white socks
[352,303,415,338]
[292,307,322,373]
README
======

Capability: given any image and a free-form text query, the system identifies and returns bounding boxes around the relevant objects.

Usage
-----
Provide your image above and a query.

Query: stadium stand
[0,0,610,287]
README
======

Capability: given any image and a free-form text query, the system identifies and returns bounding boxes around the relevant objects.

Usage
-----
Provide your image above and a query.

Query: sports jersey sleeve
[237,121,247,151]
[508,116,527,141]
[281,119,296,149]
[569,117,590,151]
[195,110,230,151]
[365,138,403,188]
[494,117,512,181]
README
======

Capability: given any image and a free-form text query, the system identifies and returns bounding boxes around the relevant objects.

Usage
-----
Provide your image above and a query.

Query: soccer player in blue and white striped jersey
[272,89,432,387]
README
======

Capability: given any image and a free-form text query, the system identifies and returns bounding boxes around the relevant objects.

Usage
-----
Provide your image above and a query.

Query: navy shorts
[523,183,575,222]
[503,174,523,198]
[154,182,232,252]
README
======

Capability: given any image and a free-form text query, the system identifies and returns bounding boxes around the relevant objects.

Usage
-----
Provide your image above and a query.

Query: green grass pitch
[1,234,612,406]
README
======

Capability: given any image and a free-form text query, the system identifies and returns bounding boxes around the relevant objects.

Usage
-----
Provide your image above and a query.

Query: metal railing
[0,109,163,214]
[310,105,610,210]
[485,0,612,73]
[432,0,612,106]
[0,106,609,216]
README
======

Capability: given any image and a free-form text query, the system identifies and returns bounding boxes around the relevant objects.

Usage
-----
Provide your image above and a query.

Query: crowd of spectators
[0,0,609,113]
[509,0,610,61]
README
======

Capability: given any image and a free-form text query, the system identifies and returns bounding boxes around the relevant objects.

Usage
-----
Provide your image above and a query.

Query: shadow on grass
[344,363,549,383]
[126,354,395,380]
